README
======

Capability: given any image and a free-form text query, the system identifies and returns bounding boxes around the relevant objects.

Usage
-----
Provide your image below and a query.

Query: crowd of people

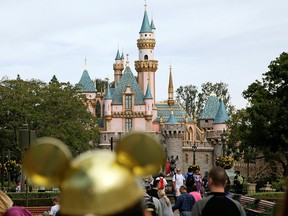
[142,166,247,216]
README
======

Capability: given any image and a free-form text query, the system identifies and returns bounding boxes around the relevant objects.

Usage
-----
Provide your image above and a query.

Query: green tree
[0,76,44,159]
[0,76,99,158]
[176,82,233,118]
[241,52,288,175]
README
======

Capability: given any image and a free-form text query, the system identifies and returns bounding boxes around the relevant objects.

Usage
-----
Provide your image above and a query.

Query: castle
[76,5,230,174]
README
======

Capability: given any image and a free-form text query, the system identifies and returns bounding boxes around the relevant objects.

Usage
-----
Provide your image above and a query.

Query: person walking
[172,185,195,216]
[192,167,246,216]
[234,170,244,194]
[158,190,174,216]
[189,185,202,202]
[172,168,185,200]
[184,167,195,193]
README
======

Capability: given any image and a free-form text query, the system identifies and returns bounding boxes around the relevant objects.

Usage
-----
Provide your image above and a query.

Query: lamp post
[192,143,197,164]
[19,124,35,206]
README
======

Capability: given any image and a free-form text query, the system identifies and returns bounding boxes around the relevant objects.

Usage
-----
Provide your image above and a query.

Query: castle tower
[104,81,113,130]
[167,65,175,107]
[160,111,186,171]
[144,83,153,122]
[113,49,124,87]
[77,58,97,116]
[134,4,158,104]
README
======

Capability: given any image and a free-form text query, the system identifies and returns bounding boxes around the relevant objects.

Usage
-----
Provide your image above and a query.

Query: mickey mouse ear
[116,132,166,176]
[22,137,72,186]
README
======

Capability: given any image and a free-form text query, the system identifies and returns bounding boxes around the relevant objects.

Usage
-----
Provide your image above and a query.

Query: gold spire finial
[210,91,216,96]
[144,0,147,10]
[125,54,129,67]
[168,65,175,107]
[84,57,87,70]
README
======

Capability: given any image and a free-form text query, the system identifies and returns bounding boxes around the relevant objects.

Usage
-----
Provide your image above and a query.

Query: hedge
[7,192,60,207]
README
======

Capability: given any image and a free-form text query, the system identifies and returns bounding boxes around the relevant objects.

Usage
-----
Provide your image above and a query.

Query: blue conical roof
[105,84,112,99]
[214,100,230,123]
[115,49,121,60]
[121,52,124,60]
[112,66,145,104]
[167,111,179,124]
[140,10,152,33]
[76,69,96,92]
[144,83,153,99]
[150,19,156,30]
[199,94,220,119]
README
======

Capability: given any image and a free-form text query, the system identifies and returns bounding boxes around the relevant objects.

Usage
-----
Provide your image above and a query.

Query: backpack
[186,173,195,187]
[144,195,157,216]
[159,177,165,190]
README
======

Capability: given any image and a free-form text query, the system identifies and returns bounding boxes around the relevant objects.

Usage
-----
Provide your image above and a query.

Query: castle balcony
[205,130,223,141]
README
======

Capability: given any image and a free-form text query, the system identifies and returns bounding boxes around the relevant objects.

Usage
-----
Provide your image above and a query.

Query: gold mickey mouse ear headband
[23,132,166,215]
[22,137,72,186]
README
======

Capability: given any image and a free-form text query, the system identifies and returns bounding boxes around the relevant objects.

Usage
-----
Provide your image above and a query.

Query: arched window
[96,101,101,118]
[144,55,148,60]
[188,127,193,140]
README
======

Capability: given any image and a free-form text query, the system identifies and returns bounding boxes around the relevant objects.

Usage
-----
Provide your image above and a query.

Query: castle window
[126,118,132,131]
[144,55,148,60]
[96,101,101,118]
[145,34,147,36]
[125,95,132,109]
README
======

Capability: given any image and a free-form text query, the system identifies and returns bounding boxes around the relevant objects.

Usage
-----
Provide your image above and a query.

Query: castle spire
[125,54,129,67]
[168,65,175,107]
[113,47,124,87]
[135,2,158,105]
[140,3,152,33]
[84,57,87,70]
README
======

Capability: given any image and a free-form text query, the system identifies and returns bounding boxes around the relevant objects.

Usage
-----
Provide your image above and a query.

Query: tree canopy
[230,52,288,175]
[0,75,99,159]
[176,81,234,118]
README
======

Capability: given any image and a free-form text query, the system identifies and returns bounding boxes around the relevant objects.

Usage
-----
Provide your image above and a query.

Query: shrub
[247,192,285,202]
[271,178,286,192]
[7,192,60,206]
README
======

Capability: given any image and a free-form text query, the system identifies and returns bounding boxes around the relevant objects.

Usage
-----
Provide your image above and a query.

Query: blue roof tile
[140,10,152,33]
[154,102,192,123]
[115,49,121,60]
[76,69,96,92]
[105,84,112,99]
[199,95,220,119]
[144,83,153,99]
[112,66,145,104]
[214,100,230,123]
[150,19,156,30]
[167,112,179,124]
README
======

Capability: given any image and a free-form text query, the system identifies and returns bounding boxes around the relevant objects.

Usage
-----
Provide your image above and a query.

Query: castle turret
[167,65,175,107]
[113,49,124,87]
[104,82,113,124]
[144,83,153,121]
[135,4,158,104]
[213,97,230,131]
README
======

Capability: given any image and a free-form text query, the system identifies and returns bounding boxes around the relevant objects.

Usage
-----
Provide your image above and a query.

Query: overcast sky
[1,0,288,109]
